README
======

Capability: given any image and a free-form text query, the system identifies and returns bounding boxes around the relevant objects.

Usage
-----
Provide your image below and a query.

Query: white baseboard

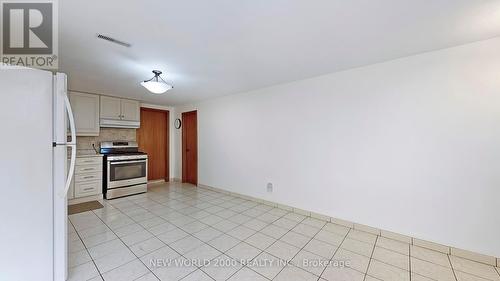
[197,183,499,266]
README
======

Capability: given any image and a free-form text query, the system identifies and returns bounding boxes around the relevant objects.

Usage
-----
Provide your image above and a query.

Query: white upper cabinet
[120,99,140,121]
[69,91,100,136]
[100,96,122,120]
[100,96,140,128]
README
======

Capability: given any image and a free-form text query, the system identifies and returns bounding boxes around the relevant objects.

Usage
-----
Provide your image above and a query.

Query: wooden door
[182,110,197,185]
[137,108,169,181]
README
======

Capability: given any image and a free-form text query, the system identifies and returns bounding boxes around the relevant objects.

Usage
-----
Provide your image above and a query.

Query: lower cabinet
[75,172,101,183]
[69,156,103,203]
[74,181,101,198]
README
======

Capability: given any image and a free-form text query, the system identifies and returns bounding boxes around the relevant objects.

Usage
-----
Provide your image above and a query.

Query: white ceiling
[59,0,500,105]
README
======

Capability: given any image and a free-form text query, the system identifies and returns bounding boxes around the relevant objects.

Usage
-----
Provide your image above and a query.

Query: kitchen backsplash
[76,128,137,150]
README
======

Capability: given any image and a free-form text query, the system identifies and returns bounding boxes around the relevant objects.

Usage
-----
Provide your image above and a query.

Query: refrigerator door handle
[64,94,76,146]
[59,94,76,198]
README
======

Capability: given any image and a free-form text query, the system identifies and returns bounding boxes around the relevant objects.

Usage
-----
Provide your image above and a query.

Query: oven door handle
[109,160,147,165]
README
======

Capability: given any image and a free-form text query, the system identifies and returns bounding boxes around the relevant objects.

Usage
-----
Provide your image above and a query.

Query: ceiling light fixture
[140,70,173,94]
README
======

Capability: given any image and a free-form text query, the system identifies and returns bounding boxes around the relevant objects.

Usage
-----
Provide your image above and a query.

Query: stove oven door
[107,159,148,188]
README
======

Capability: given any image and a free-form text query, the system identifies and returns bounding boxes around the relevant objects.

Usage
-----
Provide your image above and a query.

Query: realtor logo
[1,0,58,69]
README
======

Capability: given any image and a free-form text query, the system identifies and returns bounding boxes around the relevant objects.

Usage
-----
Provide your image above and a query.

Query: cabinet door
[121,99,140,121]
[74,181,101,197]
[69,92,100,136]
[100,96,122,120]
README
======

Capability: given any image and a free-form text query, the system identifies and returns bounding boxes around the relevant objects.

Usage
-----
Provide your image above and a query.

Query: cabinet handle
[82,168,94,171]
[83,176,94,179]
[83,187,94,191]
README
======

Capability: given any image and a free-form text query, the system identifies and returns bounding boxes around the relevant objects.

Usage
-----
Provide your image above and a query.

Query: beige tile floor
[68,182,500,281]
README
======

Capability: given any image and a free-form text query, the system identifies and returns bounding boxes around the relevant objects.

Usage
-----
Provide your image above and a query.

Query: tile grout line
[79,186,367,280]
[410,253,484,281]
[209,201,325,279]
[369,240,439,281]
[448,260,500,281]
[264,216,314,280]
[152,193,221,280]
[447,254,459,281]
[74,183,499,281]
[134,186,391,254]
[92,189,213,279]
[90,206,163,281]
[409,243,412,281]
[164,186,386,280]
[143,186,259,280]
[365,237,447,281]
[76,186,347,280]
[67,218,104,280]
[222,206,302,280]
[362,235,379,281]
[305,222,348,281]
[206,190,420,264]
[73,184,452,281]
[201,185,500,268]
[316,227,353,280]
[167,187,369,280]
[109,192,224,281]
[112,185,293,280]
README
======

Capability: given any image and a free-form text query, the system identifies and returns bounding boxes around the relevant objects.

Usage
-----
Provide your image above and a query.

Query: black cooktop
[104,152,147,156]
[100,146,145,155]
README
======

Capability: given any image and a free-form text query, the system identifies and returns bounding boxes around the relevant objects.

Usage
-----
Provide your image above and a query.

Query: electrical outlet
[92,143,98,153]
[267,183,273,193]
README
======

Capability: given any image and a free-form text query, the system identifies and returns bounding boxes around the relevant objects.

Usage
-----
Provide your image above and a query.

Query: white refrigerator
[0,67,76,281]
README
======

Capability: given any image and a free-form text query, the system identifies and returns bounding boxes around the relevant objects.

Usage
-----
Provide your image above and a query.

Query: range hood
[100,118,140,129]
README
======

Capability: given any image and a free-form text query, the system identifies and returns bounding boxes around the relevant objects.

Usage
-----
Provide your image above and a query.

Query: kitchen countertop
[68,149,103,158]
[77,149,102,157]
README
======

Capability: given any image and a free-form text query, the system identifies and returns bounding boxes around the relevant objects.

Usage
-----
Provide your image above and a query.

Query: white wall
[173,37,500,257]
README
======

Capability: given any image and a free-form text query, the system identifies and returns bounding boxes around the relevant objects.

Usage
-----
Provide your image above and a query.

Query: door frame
[139,107,170,181]
[182,110,198,185]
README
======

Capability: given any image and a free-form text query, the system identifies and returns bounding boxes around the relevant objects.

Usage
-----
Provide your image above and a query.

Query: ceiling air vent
[96,34,131,47]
